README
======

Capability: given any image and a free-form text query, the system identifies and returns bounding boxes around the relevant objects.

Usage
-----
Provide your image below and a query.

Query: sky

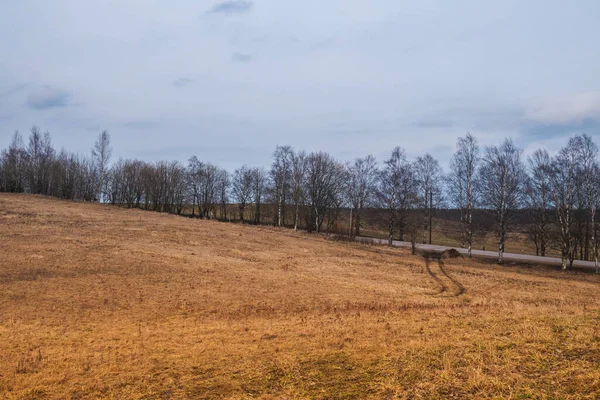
[1,0,599,171]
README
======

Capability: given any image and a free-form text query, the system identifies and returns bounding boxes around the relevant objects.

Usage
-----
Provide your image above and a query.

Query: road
[354,236,599,271]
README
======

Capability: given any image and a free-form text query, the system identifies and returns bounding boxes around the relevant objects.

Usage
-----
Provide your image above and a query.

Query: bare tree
[0,131,26,193]
[414,153,443,244]
[39,131,55,195]
[252,167,267,225]
[187,157,221,218]
[169,161,188,215]
[124,160,144,208]
[589,165,600,273]
[187,156,201,217]
[106,158,125,205]
[525,149,553,256]
[346,155,378,237]
[305,152,346,233]
[290,150,307,231]
[92,131,112,203]
[105,159,145,208]
[377,147,418,245]
[9,125,600,270]
[232,165,254,223]
[478,139,527,264]
[449,133,479,257]
[79,156,98,202]
[570,134,600,272]
[270,146,293,227]
[26,126,42,194]
[25,127,54,195]
[216,168,230,220]
[550,143,579,269]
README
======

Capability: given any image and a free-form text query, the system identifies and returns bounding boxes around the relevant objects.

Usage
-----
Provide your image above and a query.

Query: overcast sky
[1,0,599,171]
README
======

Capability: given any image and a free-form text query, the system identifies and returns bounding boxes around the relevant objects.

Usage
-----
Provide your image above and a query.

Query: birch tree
[252,167,267,225]
[305,152,346,233]
[449,133,479,257]
[199,163,219,218]
[588,163,600,273]
[26,127,54,195]
[215,168,230,220]
[414,153,443,244]
[525,149,553,256]
[377,147,418,245]
[26,126,42,194]
[570,134,600,272]
[188,157,221,218]
[290,150,307,231]
[550,143,579,269]
[0,131,25,193]
[346,155,378,237]
[187,156,202,217]
[270,146,293,227]
[232,165,253,223]
[92,130,112,203]
[478,138,526,264]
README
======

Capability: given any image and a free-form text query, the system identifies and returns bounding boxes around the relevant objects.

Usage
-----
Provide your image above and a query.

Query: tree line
[1,127,599,272]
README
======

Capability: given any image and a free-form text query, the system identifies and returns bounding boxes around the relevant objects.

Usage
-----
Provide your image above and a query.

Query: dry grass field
[1,194,600,399]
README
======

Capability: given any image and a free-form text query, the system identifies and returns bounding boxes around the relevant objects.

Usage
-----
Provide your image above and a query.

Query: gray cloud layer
[172,78,193,88]
[209,1,253,15]
[231,52,253,63]
[26,86,71,110]
[1,1,599,170]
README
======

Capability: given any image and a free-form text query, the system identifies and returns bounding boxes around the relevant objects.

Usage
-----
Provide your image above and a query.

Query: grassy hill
[1,194,599,399]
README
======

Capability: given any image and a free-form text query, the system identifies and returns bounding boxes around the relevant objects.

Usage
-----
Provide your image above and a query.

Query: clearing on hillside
[1,194,600,399]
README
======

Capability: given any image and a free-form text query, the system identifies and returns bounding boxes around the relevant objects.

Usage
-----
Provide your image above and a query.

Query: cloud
[0,112,15,121]
[413,117,454,129]
[231,52,253,63]
[413,104,524,132]
[521,118,600,139]
[46,114,102,132]
[0,83,27,97]
[26,86,71,110]
[426,144,453,154]
[526,92,600,124]
[208,1,252,15]
[173,77,193,88]
[123,120,162,130]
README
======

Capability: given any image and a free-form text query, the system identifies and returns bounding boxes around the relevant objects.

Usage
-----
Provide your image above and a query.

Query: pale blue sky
[1,0,599,170]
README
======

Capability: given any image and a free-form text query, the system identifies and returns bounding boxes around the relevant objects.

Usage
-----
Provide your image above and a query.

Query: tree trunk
[498,213,505,264]
[592,208,598,273]
[429,191,433,244]
[277,197,283,227]
[561,241,568,270]
[388,214,394,246]
[466,205,473,258]
[255,201,261,225]
[348,207,353,237]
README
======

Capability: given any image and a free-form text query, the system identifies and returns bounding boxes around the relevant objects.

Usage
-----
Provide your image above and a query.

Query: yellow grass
[1,194,600,399]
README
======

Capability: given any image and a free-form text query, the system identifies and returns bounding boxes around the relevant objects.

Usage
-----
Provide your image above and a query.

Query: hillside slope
[1,194,600,399]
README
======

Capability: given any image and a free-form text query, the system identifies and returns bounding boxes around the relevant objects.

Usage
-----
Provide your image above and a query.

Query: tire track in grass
[423,253,465,297]
[438,258,465,296]
[424,256,448,295]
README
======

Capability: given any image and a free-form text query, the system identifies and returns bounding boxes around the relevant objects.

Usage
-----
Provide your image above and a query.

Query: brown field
[1,194,600,399]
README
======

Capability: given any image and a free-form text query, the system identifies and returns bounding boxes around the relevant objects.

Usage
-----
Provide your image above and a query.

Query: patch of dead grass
[1,194,600,399]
